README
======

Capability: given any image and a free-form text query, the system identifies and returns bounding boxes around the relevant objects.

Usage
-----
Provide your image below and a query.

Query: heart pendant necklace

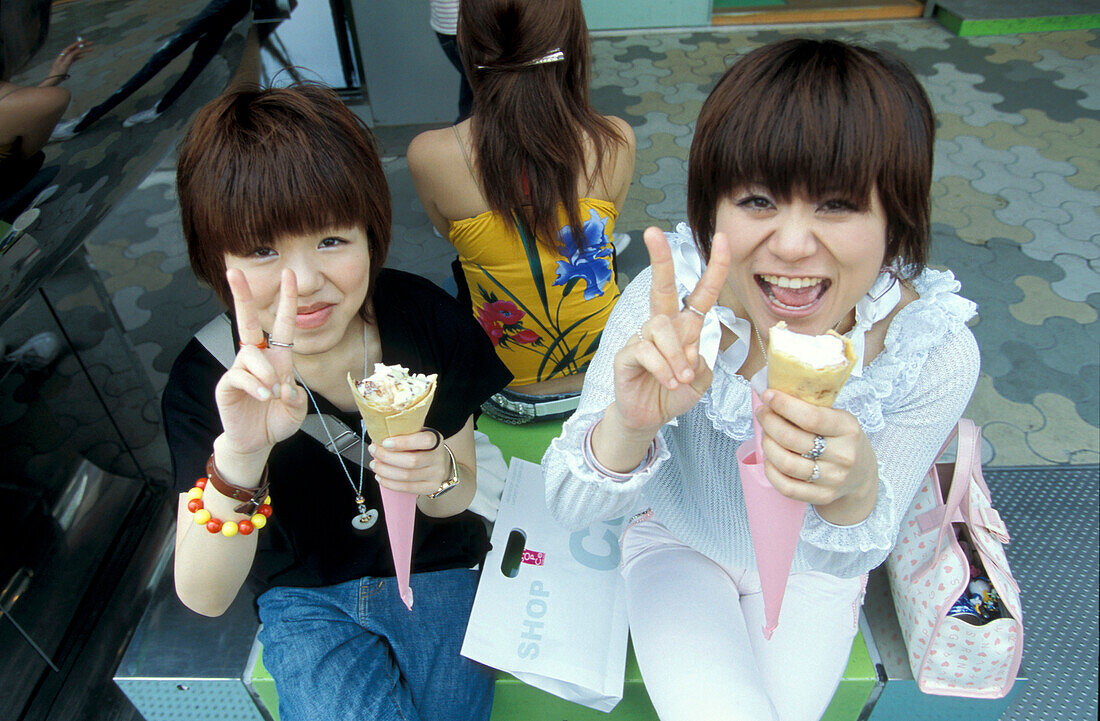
[295,327,377,531]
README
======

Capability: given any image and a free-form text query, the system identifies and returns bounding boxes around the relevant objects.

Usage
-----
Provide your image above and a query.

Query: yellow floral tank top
[448,199,621,386]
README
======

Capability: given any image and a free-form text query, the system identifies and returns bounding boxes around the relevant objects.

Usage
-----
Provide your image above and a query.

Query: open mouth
[755,274,830,311]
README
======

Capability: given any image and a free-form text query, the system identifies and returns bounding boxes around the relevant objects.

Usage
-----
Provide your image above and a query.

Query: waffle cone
[767,329,856,408]
[346,373,437,443]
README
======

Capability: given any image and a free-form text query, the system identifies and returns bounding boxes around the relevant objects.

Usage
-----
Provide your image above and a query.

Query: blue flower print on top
[553,208,614,300]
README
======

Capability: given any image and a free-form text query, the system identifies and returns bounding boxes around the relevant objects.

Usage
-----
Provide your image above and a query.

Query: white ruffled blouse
[542,223,981,578]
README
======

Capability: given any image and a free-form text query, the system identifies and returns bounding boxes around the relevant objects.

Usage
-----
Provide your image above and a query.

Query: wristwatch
[427,443,460,499]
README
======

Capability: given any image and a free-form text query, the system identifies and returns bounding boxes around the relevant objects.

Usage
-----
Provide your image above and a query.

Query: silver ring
[801,434,826,460]
[267,339,294,348]
[682,298,706,319]
[808,462,820,482]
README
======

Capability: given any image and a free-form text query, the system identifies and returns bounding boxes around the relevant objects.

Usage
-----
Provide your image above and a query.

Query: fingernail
[367,444,376,454]
[257,388,271,400]
[679,369,693,382]
[271,383,280,396]
[382,439,395,449]
[288,387,298,400]
[667,379,679,390]
[368,460,376,470]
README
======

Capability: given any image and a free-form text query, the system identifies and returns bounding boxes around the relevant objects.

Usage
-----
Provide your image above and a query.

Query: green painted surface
[821,629,878,720]
[935,7,1100,35]
[251,646,280,721]
[477,416,564,464]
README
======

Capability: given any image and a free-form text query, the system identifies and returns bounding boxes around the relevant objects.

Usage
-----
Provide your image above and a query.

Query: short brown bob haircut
[177,83,391,311]
[687,39,935,276]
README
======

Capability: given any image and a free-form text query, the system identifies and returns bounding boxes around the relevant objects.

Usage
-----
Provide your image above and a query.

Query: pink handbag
[885,419,1024,698]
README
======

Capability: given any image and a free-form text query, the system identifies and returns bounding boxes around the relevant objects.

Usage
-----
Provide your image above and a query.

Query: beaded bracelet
[186,477,272,536]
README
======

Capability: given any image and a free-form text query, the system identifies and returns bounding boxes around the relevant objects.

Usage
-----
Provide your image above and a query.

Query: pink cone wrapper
[346,372,437,611]
[379,485,416,609]
[737,390,807,640]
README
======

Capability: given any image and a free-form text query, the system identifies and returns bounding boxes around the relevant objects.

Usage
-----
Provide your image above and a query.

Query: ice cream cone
[766,324,856,407]
[346,372,438,609]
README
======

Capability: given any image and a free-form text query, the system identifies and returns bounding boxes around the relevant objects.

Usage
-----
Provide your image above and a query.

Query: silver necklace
[294,328,378,531]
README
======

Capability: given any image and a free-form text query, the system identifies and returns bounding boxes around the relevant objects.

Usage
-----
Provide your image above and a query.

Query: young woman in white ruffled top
[542,38,980,721]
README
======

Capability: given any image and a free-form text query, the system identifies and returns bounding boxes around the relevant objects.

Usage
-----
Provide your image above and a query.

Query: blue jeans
[257,568,494,721]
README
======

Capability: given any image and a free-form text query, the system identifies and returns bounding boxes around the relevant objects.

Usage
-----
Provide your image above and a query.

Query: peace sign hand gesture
[610,227,731,435]
[214,269,308,465]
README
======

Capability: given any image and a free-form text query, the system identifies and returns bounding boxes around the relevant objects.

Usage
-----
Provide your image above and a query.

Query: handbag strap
[195,314,368,465]
[912,419,979,579]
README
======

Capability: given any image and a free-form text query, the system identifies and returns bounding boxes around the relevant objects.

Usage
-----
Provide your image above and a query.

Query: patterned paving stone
[1049,252,1100,303]
[1009,276,1099,325]
[930,175,1034,246]
[924,63,1026,126]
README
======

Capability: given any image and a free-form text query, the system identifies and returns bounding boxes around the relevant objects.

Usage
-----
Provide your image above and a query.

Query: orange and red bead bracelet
[186,477,272,537]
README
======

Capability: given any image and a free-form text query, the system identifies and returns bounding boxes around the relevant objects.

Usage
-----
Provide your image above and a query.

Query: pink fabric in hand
[737,390,807,639]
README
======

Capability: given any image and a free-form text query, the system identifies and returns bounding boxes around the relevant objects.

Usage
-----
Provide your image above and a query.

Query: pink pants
[620,517,867,721]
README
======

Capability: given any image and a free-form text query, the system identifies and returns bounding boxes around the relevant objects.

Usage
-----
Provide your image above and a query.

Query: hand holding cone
[741,323,856,639]
[346,364,438,609]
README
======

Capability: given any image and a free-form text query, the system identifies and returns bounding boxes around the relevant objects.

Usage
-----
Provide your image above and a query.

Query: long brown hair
[177,83,391,311]
[687,39,935,276]
[459,0,626,252]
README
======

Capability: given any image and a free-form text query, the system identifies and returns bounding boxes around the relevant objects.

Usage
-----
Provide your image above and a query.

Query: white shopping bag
[461,459,630,712]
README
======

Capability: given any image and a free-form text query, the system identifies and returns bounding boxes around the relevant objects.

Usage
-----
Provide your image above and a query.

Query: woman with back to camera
[543,39,979,721]
[163,84,509,721]
[408,0,635,424]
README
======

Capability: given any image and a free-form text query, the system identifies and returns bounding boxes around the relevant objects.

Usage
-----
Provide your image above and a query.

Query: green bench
[249,416,878,720]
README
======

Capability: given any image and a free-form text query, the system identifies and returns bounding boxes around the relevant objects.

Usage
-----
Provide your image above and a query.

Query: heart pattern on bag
[884,422,1024,699]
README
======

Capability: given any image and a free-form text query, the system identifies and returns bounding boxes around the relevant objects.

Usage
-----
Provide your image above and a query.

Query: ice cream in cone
[347,364,438,443]
[766,322,856,407]
[347,364,438,610]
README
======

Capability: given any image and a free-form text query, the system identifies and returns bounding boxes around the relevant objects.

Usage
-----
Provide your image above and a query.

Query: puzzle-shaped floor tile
[1009,276,1098,326]
[1048,252,1100,303]
[930,176,1033,246]
[1027,392,1100,465]
[1036,48,1100,111]
[853,21,953,52]
[923,63,1026,127]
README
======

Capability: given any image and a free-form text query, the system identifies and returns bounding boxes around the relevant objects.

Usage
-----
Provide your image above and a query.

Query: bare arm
[603,115,636,212]
[174,269,307,616]
[407,129,458,238]
[0,86,70,156]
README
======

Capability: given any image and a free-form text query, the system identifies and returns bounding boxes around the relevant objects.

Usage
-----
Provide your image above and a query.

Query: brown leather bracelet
[206,454,270,515]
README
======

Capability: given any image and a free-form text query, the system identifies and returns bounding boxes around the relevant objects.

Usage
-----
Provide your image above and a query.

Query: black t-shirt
[163,269,512,589]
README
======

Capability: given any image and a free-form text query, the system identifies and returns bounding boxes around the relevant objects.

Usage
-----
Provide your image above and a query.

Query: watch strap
[206,454,270,514]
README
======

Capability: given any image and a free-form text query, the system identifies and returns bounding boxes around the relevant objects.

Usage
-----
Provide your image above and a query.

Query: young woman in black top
[163,84,510,721]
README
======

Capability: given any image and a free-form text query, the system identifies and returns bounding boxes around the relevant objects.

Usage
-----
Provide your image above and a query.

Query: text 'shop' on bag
[886,419,1024,698]
[461,459,630,712]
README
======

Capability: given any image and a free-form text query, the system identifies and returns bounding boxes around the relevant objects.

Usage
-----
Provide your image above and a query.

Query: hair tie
[476,48,564,71]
